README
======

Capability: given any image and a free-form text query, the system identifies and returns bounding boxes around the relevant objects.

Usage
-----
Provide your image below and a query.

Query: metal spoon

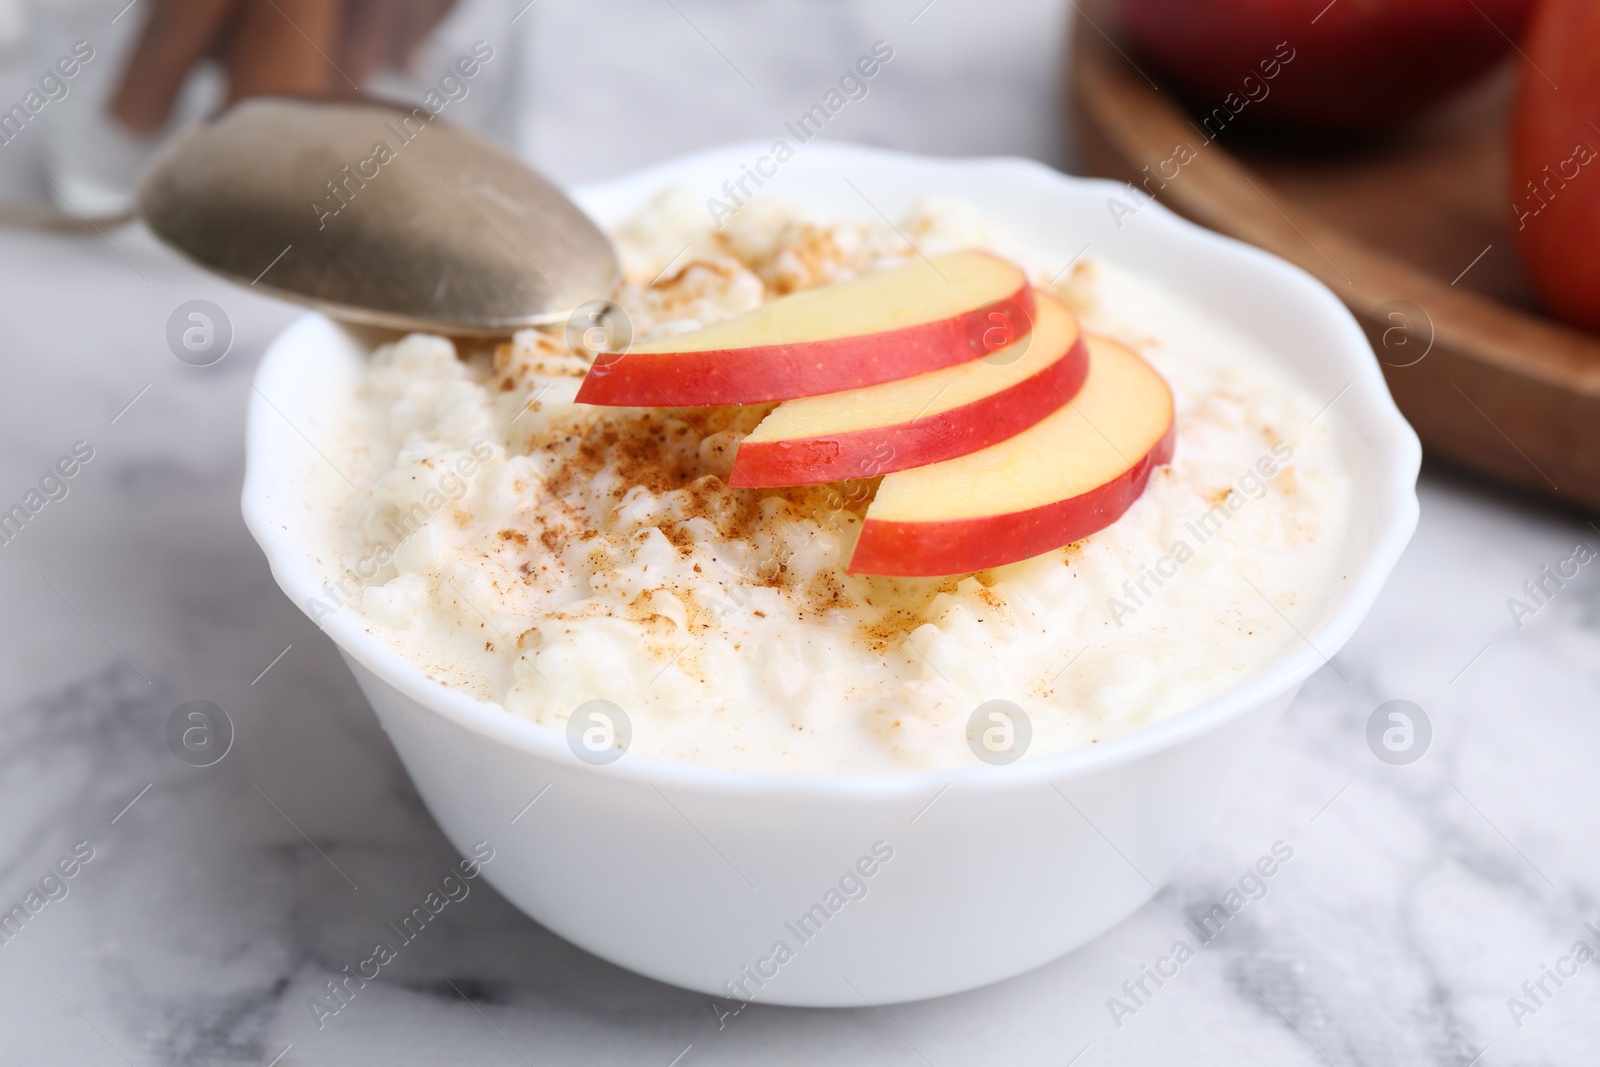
[137,96,619,334]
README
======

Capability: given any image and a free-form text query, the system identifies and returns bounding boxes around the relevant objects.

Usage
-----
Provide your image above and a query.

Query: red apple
[575,251,1033,407]
[1510,0,1600,332]
[848,335,1175,578]
[730,290,1088,487]
[1108,0,1536,133]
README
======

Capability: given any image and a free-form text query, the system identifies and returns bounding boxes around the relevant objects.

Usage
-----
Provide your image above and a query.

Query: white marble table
[1,3,1597,1064]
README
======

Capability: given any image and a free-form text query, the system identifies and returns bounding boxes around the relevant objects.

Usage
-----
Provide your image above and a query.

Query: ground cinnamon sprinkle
[529,406,843,552]
[802,570,850,613]
[858,611,925,655]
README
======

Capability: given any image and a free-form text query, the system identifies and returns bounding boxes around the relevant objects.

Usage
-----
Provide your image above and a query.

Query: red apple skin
[1109,0,1535,133]
[730,334,1090,488]
[576,289,1035,407]
[847,424,1176,578]
[1511,0,1600,332]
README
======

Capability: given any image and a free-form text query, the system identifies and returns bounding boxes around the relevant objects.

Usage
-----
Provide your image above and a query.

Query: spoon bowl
[138,97,619,334]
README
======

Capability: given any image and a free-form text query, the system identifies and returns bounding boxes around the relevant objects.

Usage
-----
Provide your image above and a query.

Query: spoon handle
[0,202,136,233]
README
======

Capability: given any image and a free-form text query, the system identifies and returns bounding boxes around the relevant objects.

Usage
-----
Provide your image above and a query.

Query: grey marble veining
[2,2,1599,1063]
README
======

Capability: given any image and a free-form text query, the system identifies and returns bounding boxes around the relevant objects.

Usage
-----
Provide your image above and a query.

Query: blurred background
[0,1,1596,1064]
[0,0,1072,197]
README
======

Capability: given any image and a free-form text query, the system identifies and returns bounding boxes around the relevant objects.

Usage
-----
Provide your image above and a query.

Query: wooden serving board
[1069,7,1600,512]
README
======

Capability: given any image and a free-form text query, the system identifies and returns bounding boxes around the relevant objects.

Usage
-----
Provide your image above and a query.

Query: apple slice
[848,335,1175,577]
[730,290,1088,487]
[576,251,1033,407]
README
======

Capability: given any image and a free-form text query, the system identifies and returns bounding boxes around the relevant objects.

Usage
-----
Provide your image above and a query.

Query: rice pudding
[313,190,1352,773]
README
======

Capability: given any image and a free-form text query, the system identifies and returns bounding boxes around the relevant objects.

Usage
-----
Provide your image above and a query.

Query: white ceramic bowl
[243,143,1420,1007]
